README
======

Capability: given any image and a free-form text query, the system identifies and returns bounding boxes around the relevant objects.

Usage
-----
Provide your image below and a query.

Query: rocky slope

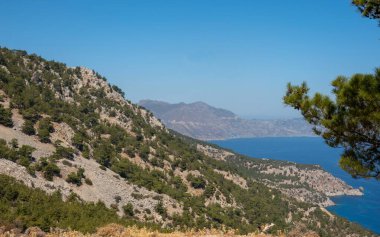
[139,100,314,140]
[196,143,362,207]
[0,48,375,237]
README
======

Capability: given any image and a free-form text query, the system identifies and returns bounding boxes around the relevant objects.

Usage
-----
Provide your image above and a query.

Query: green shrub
[0,105,13,127]
[66,168,85,186]
[114,195,122,203]
[155,201,167,218]
[55,146,75,160]
[66,172,82,186]
[9,138,18,148]
[36,158,61,181]
[62,159,73,166]
[22,120,36,135]
[37,118,54,143]
[187,174,206,189]
[85,178,93,185]
[123,202,134,217]
[0,139,35,168]
[93,141,115,167]
[72,133,85,151]
[204,184,215,198]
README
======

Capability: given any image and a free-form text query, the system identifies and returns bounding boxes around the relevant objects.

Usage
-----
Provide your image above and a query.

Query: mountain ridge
[139,99,314,140]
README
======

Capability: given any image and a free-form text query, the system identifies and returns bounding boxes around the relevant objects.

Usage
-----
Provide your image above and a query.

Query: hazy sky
[0,0,379,118]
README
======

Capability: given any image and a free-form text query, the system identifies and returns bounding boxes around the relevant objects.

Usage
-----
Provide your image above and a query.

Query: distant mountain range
[139,100,315,140]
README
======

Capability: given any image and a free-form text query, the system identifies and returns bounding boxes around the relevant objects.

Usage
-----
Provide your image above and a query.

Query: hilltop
[0,48,375,237]
[139,100,314,140]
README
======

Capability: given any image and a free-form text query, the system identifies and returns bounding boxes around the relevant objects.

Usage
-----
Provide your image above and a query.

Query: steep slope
[0,48,375,237]
[139,100,314,140]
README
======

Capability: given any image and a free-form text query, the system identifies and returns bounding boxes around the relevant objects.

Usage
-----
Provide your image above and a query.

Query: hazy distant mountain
[139,100,315,140]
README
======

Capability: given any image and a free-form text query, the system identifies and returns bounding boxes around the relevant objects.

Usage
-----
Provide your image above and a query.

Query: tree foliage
[353,0,380,20]
[22,120,36,135]
[284,69,380,179]
[37,118,54,143]
[123,202,134,217]
[0,105,13,127]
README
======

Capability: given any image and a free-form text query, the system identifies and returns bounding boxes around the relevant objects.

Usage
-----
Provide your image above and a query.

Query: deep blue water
[211,137,380,234]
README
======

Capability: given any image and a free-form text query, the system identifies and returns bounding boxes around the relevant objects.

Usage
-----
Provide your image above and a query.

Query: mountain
[0,48,374,237]
[139,100,314,140]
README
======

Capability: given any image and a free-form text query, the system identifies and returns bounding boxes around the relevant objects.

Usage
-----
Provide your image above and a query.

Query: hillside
[0,48,375,237]
[139,100,314,140]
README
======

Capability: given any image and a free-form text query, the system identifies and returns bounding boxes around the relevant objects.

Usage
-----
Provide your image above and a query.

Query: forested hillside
[0,48,375,237]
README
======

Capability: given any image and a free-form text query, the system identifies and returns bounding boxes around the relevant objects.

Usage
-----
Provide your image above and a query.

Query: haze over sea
[211,137,380,234]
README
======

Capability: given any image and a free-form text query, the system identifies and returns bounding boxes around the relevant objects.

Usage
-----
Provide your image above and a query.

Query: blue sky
[0,0,379,118]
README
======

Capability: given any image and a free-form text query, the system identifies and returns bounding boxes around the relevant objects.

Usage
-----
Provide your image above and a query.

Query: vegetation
[0,104,13,127]
[284,71,380,179]
[55,146,75,160]
[21,120,36,135]
[0,47,375,236]
[353,0,380,21]
[284,1,380,179]
[123,202,135,217]
[66,168,86,186]
[0,138,35,169]
[35,157,61,181]
[0,175,154,233]
[187,174,206,189]
[37,118,54,143]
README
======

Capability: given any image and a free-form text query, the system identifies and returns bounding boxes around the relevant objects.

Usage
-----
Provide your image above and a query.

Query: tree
[93,141,115,167]
[283,69,380,179]
[0,105,13,127]
[187,174,206,189]
[155,201,167,218]
[122,202,134,217]
[22,120,36,135]
[66,168,85,186]
[353,0,380,20]
[72,132,85,151]
[37,118,54,143]
[45,164,61,180]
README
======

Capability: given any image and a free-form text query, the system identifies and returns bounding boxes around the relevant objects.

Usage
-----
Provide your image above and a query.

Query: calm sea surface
[211,137,380,234]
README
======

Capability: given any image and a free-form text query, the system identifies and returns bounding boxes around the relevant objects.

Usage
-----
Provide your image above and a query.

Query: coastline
[211,137,379,234]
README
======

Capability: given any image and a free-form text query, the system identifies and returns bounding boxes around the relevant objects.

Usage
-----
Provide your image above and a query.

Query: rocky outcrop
[196,144,362,207]
[257,164,362,206]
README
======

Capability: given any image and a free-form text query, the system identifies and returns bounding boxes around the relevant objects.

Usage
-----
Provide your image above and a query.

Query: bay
[211,137,380,234]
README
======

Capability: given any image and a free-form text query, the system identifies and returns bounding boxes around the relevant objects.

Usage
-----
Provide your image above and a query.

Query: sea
[211,137,380,234]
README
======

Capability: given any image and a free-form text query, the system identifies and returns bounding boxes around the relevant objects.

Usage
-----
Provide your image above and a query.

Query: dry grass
[0,224,320,237]
[0,224,281,237]
[47,225,277,237]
